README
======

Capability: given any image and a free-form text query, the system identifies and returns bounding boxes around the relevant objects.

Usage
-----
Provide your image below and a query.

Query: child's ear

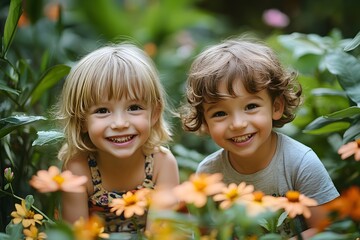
[272,96,285,120]
[201,122,210,134]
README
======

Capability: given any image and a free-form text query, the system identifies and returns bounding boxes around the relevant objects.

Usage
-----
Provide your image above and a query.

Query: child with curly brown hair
[180,36,339,239]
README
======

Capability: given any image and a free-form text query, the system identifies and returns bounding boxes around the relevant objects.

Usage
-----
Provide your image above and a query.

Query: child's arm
[292,200,337,239]
[61,156,91,223]
[153,146,180,188]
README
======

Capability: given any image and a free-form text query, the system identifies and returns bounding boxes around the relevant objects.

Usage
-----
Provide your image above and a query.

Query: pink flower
[262,9,289,28]
[338,139,360,161]
[29,166,88,193]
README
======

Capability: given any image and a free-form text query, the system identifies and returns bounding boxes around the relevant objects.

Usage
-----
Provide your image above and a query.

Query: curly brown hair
[180,36,302,133]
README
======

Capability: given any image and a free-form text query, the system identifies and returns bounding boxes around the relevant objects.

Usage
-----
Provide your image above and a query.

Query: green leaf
[0,115,46,139]
[5,222,23,240]
[276,211,288,227]
[343,120,360,143]
[0,233,11,240]
[324,51,360,104]
[33,130,64,146]
[278,33,325,59]
[324,106,360,119]
[25,195,35,209]
[30,64,71,105]
[344,31,360,51]
[0,83,20,95]
[311,88,347,97]
[303,117,350,135]
[2,0,22,57]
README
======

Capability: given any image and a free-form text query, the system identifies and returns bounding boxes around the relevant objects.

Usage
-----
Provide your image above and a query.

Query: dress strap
[87,155,102,189]
[143,154,154,188]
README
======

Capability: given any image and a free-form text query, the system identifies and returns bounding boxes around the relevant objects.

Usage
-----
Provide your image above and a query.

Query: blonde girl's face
[202,79,284,162]
[84,97,158,161]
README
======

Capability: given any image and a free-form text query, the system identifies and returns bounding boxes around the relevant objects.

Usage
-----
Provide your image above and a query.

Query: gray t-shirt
[197,132,339,204]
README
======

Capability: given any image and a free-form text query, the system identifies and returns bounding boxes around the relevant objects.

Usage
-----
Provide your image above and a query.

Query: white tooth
[110,136,132,143]
[233,134,251,143]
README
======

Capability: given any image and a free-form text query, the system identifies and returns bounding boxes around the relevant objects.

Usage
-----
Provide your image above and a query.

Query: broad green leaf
[2,0,22,57]
[324,51,360,104]
[343,120,360,143]
[344,31,360,51]
[324,106,360,119]
[0,115,46,139]
[30,64,70,105]
[0,83,20,95]
[278,33,325,59]
[5,222,22,240]
[311,88,347,97]
[33,130,64,146]
[303,117,350,135]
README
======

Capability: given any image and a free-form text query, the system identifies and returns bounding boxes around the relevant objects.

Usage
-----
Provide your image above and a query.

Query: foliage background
[1,0,359,233]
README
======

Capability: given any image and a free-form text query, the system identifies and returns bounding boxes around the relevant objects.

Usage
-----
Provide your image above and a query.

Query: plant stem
[0,188,54,224]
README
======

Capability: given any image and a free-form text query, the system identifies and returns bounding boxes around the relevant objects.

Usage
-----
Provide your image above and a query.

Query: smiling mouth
[231,133,254,143]
[107,135,135,143]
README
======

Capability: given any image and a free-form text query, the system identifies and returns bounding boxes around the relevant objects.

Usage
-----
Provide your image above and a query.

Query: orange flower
[144,42,157,57]
[148,187,179,211]
[11,200,43,228]
[338,139,360,161]
[213,182,254,209]
[18,13,30,27]
[245,191,285,217]
[29,166,88,193]
[74,215,109,240]
[23,225,47,240]
[325,186,360,222]
[145,220,190,240]
[44,3,61,21]
[280,191,318,218]
[109,188,151,218]
[173,173,225,208]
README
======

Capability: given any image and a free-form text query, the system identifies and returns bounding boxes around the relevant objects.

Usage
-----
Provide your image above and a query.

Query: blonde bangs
[72,49,161,115]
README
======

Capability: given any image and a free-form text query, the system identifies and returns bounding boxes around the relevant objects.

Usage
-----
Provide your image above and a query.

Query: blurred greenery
[0,0,359,236]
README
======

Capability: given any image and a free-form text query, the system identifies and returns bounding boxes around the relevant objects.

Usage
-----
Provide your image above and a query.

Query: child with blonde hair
[56,43,179,233]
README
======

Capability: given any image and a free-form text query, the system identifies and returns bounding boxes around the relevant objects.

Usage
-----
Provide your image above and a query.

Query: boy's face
[202,80,284,161]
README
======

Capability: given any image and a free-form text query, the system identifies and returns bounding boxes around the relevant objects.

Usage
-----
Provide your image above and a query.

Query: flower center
[193,179,207,191]
[253,191,264,202]
[226,188,239,200]
[124,194,137,206]
[25,210,35,219]
[52,175,65,185]
[286,191,300,202]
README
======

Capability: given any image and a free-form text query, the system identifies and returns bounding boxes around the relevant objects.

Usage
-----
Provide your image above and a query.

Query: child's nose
[110,114,130,129]
[229,115,248,130]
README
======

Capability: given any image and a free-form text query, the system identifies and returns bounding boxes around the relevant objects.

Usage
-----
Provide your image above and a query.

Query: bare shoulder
[63,153,93,193]
[152,146,177,166]
[152,146,179,187]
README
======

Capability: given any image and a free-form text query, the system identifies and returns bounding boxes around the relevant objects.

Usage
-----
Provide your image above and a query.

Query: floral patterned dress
[87,154,155,233]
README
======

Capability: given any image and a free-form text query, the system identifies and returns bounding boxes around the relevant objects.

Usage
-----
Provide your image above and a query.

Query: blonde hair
[56,43,171,165]
[181,36,302,133]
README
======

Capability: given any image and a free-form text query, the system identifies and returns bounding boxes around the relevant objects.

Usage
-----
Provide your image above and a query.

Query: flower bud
[4,167,14,182]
